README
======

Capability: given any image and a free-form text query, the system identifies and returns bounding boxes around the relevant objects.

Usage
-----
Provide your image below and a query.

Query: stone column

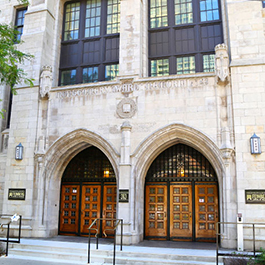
[118,121,132,244]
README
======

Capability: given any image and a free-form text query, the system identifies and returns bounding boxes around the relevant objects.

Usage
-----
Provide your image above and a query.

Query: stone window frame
[59,0,120,86]
[148,0,223,76]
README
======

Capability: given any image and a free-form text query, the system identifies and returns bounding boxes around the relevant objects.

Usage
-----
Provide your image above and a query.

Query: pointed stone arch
[131,123,226,242]
[34,128,120,236]
[44,128,120,182]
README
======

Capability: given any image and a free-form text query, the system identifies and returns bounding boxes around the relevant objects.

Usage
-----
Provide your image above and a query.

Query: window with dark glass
[263,1,265,8]
[15,8,27,42]
[149,0,222,76]
[59,0,120,86]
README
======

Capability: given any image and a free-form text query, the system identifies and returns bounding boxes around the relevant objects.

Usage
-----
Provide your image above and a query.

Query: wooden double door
[59,182,116,236]
[145,182,218,242]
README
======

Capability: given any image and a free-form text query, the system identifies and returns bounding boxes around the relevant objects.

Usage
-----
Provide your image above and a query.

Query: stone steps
[8,239,223,265]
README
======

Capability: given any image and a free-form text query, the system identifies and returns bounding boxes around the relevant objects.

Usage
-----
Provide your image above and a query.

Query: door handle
[190,212,192,218]
[164,212,167,218]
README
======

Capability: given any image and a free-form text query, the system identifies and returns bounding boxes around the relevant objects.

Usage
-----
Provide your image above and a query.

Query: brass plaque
[245,190,265,204]
[8,189,26,200]
[119,189,129,203]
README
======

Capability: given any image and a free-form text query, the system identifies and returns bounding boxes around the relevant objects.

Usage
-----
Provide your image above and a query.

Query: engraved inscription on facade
[56,78,209,99]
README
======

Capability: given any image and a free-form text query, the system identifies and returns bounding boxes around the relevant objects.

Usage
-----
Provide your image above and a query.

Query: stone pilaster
[118,121,132,244]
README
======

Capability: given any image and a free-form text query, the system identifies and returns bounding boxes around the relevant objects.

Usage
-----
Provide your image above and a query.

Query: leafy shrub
[249,248,265,265]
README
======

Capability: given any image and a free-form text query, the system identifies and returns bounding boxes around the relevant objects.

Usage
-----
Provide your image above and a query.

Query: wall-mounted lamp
[15,143,23,160]
[250,133,261,154]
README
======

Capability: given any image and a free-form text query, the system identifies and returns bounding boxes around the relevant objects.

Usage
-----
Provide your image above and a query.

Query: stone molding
[132,123,226,184]
[38,128,120,182]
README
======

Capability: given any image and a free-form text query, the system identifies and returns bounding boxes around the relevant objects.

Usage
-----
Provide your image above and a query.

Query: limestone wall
[228,0,265,243]
[1,0,265,245]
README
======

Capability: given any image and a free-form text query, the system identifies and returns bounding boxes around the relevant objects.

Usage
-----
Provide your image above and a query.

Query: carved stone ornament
[221,148,234,167]
[40,66,52,99]
[215,44,229,84]
[116,98,137,119]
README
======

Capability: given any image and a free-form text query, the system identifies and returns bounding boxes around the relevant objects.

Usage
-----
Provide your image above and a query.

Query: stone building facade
[0,0,265,248]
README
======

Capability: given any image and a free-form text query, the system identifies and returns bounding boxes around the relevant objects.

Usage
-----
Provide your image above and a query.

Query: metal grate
[62,147,115,182]
[146,144,217,182]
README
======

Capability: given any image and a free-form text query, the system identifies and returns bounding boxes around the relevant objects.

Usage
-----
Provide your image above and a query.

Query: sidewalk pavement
[0,256,85,265]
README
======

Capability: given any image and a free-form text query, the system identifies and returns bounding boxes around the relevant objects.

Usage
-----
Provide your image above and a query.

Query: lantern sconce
[250,133,261,154]
[15,143,23,160]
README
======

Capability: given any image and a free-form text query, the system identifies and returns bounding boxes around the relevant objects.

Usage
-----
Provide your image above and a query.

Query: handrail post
[18,215,22,243]
[216,222,219,265]
[96,220,99,250]
[87,218,123,265]
[113,228,116,265]
[120,219,123,251]
[253,224,255,257]
[6,222,10,256]
[88,228,91,263]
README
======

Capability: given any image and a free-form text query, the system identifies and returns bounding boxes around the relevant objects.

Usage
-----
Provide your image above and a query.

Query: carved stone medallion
[116,98,137,118]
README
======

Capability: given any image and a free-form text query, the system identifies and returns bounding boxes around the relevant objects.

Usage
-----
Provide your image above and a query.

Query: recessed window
[176,56,195,74]
[105,64,119,81]
[64,2,80,40]
[200,0,219,22]
[61,70,77,86]
[83,67,99,83]
[15,8,27,42]
[203,54,215,72]
[85,0,101,37]
[151,59,169,76]
[149,0,222,76]
[150,0,168,28]
[106,0,120,34]
[59,0,120,85]
[175,0,193,25]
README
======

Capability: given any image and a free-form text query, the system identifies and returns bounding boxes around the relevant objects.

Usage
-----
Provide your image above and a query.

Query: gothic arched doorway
[145,144,219,242]
[59,146,116,237]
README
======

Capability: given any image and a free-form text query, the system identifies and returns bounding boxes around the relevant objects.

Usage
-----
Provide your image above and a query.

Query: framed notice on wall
[119,189,129,203]
[8,189,26,200]
[245,190,265,204]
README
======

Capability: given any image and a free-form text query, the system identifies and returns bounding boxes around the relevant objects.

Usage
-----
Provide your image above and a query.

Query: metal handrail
[0,214,22,256]
[87,218,123,265]
[216,221,265,265]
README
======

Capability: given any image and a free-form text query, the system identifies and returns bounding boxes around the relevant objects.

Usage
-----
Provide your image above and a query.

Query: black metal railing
[0,214,22,256]
[216,221,265,265]
[88,218,123,265]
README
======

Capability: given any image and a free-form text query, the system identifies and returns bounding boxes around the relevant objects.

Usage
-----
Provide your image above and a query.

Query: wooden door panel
[195,183,218,241]
[102,185,117,237]
[80,185,101,234]
[60,185,80,234]
[170,184,192,241]
[145,184,167,239]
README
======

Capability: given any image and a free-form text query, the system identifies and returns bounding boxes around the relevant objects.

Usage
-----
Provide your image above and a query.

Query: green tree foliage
[0,0,33,117]
[0,24,34,92]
